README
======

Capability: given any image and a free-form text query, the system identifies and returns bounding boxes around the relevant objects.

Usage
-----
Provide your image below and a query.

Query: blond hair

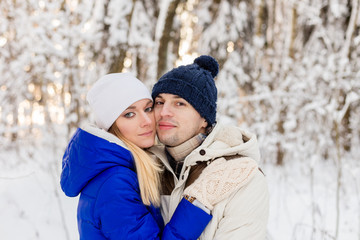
[108,124,162,207]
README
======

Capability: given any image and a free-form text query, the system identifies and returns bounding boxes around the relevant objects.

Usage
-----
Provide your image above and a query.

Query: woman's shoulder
[92,166,142,211]
[98,165,139,191]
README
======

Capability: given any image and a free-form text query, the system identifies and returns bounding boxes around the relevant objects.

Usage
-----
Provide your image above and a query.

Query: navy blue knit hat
[152,55,219,126]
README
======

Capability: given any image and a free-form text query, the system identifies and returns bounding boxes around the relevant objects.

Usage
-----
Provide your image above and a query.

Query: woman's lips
[139,130,153,136]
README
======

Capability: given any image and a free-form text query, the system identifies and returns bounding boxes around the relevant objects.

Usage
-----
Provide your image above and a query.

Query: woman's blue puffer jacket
[60,126,211,239]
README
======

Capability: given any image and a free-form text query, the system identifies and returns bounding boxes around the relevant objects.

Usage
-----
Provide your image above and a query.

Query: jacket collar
[166,133,206,161]
[81,123,128,149]
[149,123,261,176]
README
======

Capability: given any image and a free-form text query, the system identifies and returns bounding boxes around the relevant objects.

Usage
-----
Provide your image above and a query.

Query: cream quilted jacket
[149,123,269,240]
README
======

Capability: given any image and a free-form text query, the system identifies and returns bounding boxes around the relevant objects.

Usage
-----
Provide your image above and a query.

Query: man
[149,55,269,239]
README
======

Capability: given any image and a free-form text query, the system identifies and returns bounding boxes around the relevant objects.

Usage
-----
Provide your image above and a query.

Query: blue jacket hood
[60,125,134,197]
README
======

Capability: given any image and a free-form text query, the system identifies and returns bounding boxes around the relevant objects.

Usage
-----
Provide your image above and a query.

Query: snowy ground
[0,147,358,240]
[265,161,359,240]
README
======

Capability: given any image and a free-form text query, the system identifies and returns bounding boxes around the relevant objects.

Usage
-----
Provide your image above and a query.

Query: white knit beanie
[86,73,152,130]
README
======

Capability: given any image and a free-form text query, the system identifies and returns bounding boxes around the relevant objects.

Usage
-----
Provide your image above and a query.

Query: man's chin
[157,135,179,147]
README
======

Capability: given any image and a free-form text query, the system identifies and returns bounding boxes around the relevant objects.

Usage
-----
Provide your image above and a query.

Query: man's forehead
[156,93,183,100]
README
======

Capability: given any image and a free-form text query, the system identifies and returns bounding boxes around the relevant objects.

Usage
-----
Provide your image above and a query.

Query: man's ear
[202,119,208,128]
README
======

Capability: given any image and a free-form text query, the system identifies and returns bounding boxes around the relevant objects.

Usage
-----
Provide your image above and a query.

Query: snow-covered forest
[1,0,359,239]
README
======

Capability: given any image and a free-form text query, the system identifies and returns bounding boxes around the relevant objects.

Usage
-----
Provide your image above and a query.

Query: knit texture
[184,157,258,210]
[152,55,219,126]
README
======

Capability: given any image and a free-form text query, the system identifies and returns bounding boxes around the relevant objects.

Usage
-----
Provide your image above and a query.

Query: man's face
[154,93,207,147]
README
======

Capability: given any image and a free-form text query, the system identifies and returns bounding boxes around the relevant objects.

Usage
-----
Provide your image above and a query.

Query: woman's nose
[140,112,153,127]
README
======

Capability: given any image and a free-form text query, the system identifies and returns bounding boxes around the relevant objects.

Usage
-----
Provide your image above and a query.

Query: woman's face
[115,99,156,148]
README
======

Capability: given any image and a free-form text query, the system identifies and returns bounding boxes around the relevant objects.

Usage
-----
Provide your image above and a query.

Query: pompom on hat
[87,73,152,130]
[152,55,219,126]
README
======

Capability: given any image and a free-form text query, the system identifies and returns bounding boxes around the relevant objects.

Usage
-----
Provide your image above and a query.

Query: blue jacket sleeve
[95,170,211,239]
[163,198,212,239]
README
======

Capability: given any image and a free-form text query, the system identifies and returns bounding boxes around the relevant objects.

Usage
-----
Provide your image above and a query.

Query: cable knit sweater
[149,123,269,240]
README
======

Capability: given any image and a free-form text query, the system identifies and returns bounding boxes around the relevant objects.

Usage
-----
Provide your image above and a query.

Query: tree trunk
[108,49,127,73]
[157,0,181,79]
[289,7,297,59]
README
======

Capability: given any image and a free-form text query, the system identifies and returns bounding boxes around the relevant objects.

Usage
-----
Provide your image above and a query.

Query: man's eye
[124,112,135,118]
[145,107,153,112]
[155,101,164,105]
[176,102,185,106]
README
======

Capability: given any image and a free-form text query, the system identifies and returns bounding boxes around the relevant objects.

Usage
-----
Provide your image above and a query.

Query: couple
[60,55,269,239]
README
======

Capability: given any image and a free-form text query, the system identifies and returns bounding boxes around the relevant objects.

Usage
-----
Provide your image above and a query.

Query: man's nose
[159,103,173,117]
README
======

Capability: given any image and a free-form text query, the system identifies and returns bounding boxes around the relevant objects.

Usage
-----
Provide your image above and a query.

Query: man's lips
[158,122,176,130]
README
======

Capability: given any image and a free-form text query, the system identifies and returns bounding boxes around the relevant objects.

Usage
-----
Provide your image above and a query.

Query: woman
[60,73,211,239]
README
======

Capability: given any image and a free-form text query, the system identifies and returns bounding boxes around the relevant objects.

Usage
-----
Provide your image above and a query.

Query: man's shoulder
[231,168,269,198]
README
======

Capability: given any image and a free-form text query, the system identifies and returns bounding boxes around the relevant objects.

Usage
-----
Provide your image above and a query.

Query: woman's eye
[145,107,153,112]
[124,112,135,118]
